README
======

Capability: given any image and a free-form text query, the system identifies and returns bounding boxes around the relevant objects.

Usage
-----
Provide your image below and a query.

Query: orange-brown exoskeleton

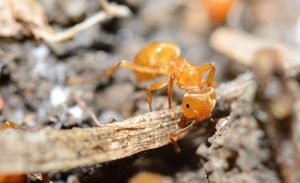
[106,41,217,152]
[0,121,20,131]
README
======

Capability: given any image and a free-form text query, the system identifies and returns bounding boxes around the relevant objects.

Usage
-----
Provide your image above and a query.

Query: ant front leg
[146,73,175,112]
[170,120,197,153]
[198,63,216,87]
[167,74,176,110]
[106,60,167,77]
[146,81,168,111]
[167,74,176,119]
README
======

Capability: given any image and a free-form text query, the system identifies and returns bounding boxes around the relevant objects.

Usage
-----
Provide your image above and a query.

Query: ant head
[182,87,216,122]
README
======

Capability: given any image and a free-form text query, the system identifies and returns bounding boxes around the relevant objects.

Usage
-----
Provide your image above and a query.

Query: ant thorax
[176,69,204,91]
[167,58,203,90]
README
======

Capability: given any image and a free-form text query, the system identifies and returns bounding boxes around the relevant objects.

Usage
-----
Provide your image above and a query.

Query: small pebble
[68,105,83,120]
[50,86,70,107]
[32,44,49,61]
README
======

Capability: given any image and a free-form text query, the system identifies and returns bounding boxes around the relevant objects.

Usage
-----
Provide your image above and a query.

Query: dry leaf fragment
[0,0,22,37]
[0,0,52,38]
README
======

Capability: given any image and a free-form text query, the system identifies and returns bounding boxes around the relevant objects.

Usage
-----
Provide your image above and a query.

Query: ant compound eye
[186,104,190,108]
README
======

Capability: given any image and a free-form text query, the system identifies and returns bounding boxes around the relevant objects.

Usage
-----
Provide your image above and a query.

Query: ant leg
[170,120,197,153]
[198,63,216,87]
[106,60,167,77]
[167,74,176,110]
[146,81,168,111]
[202,87,217,99]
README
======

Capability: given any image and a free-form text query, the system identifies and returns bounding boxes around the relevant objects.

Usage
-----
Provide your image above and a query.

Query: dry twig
[0,0,131,44]
[0,73,254,174]
[37,1,131,44]
[210,27,300,76]
[74,93,101,127]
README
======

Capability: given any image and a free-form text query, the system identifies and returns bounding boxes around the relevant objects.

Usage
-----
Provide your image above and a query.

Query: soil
[1,0,300,182]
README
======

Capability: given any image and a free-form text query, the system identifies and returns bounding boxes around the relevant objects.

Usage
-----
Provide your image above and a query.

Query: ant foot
[170,134,181,153]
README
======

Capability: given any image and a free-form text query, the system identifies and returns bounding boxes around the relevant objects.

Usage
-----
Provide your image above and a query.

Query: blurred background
[2,0,300,127]
[1,0,300,182]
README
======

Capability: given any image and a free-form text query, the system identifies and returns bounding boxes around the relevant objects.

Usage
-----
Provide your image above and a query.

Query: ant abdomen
[134,41,180,83]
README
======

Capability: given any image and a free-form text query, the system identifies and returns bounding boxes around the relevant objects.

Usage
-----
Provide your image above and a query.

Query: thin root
[74,93,102,127]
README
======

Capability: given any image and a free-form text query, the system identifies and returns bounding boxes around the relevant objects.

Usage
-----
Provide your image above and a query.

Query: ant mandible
[106,41,216,152]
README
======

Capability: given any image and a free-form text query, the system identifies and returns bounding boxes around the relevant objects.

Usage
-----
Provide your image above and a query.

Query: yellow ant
[106,41,216,152]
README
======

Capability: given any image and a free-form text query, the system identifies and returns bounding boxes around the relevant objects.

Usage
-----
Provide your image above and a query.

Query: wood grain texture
[0,107,181,173]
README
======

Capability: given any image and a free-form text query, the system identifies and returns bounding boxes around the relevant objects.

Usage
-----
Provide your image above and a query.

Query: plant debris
[1,1,300,182]
[0,0,131,44]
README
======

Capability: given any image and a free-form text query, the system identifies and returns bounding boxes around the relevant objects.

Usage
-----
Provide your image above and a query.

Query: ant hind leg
[167,74,176,110]
[198,63,216,87]
[106,60,167,77]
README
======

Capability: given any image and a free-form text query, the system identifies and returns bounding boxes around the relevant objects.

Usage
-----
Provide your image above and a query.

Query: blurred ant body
[0,121,20,131]
[106,41,216,152]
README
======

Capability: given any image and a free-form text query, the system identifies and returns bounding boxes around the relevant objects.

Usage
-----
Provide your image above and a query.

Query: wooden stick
[0,73,254,174]
[0,107,181,174]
